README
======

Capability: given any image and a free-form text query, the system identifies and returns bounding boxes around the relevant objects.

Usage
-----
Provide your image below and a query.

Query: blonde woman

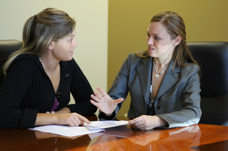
[0,8,96,128]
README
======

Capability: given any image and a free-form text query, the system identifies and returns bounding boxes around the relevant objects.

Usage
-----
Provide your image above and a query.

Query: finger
[72,115,82,126]
[129,120,144,130]
[64,115,78,127]
[131,117,148,130]
[116,98,124,104]
[91,94,100,102]
[77,114,90,124]
[128,116,143,125]
[134,120,144,127]
[68,120,75,127]
[129,119,140,125]
[72,119,81,127]
[94,91,103,99]
[128,119,134,125]
[97,87,108,97]
[90,100,100,108]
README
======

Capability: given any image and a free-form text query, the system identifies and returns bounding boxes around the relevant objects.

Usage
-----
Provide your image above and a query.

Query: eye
[68,37,74,42]
[154,36,161,41]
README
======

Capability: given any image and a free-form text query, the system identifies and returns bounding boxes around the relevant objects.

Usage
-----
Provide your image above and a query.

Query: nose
[147,37,153,45]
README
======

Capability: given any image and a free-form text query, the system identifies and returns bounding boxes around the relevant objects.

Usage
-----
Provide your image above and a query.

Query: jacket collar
[155,60,180,99]
[136,57,180,102]
[136,56,152,102]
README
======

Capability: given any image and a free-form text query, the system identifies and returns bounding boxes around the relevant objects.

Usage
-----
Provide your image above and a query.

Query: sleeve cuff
[19,109,37,128]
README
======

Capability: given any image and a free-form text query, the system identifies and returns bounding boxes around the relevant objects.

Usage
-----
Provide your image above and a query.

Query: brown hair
[3,8,76,74]
[137,11,198,68]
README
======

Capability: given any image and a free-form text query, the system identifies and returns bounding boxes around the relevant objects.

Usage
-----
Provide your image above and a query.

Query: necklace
[153,61,168,78]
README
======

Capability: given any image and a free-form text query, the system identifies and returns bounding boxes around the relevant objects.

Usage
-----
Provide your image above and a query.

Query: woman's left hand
[128,115,167,130]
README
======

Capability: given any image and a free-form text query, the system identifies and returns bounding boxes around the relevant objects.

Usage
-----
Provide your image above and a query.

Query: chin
[61,57,73,61]
[67,57,73,61]
[148,51,156,57]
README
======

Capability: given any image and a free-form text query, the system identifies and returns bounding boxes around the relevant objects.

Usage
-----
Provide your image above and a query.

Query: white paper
[85,120,128,129]
[29,125,104,137]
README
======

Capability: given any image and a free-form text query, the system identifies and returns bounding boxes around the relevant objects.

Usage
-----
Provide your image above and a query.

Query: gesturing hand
[90,87,124,116]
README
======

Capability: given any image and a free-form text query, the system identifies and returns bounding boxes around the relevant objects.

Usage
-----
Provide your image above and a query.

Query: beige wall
[108,0,228,118]
[0,0,108,105]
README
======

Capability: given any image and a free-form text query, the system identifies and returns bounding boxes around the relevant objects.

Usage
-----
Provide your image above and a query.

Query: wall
[0,0,108,104]
[1,0,228,118]
[108,0,228,118]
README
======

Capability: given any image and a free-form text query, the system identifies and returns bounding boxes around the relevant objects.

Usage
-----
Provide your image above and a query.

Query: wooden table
[0,124,228,151]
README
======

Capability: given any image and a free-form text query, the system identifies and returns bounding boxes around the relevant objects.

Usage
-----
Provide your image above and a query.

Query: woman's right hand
[90,87,124,116]
[36,112,90,127]
[54,113,90,126]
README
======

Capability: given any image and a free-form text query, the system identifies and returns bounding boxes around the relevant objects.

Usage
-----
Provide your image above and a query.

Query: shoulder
[9,54,40,71]
[14,54,39,64]
[126,51,148,64]
[5,54,41,80]
[180,62,200,77]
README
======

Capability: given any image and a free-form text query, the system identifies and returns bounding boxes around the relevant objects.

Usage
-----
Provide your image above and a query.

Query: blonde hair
[3,8,76,75]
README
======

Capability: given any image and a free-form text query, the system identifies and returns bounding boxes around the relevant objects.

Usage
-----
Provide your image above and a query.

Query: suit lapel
[156,60,180,100]
[136,57,152,102]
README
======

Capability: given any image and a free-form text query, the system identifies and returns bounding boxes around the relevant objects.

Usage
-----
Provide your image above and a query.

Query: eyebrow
[69,34,75,38]
[147,32,160,36]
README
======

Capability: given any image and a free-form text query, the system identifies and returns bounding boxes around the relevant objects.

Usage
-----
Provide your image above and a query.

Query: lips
[148,47,155,52]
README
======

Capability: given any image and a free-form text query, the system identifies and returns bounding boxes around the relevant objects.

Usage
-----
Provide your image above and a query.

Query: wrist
[103,109,115,117]
[52,114,58,124]
[155,116,167,127]
[99,111,116,120]
[36,113,58,126]
[105,112,113,117]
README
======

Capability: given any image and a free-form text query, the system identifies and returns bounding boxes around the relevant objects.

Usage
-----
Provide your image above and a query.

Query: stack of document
[30,120,128,138]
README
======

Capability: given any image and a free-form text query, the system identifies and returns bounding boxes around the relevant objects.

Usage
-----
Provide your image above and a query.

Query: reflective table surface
[0,123,228,151]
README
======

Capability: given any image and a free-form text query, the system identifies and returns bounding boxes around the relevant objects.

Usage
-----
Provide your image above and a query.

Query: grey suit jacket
[101,52,201,128]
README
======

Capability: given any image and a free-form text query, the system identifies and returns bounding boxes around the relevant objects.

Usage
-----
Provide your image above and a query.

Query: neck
[39,54,59,72]
[153,53,172,69]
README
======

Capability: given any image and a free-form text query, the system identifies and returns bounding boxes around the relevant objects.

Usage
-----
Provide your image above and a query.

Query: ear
[48,41,55,50]
[174,36,182,47]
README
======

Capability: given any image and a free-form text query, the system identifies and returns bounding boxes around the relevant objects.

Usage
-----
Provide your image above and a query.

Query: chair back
[188,41,228,125]
[0,40,22,86]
